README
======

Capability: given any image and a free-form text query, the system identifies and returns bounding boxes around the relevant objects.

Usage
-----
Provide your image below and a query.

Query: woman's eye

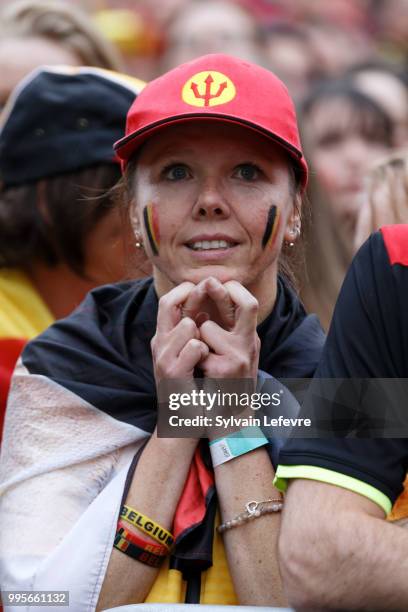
[234,164,261,181]
[163,164,190,181]
[316,132,343,149]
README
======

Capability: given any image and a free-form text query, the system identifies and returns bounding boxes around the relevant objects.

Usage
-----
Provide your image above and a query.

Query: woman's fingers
[181,282,207,321]
[177,339,209,375]
[155,317,199,363]
[154,279,259,381]
[203,277,236,328]
[181,277,235,330]
[199,319,229,354]
[153,284,203,380]
[156,282,196,333]
[223,280,259,333]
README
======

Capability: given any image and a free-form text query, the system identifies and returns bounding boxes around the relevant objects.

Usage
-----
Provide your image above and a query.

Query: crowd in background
[2,0,406,331]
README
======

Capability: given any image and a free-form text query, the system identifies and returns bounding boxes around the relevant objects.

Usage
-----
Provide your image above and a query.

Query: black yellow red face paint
[143,203,160,255]
[261,205,279,249]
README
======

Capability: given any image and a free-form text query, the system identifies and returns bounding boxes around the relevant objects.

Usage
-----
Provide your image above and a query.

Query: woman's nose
[192,179,231,219]
[344,137,369,167]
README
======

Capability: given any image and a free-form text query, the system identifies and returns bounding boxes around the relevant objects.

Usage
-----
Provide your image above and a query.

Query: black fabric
[0,69,139,186]
[280,230,408,504]
[22,274,324,572]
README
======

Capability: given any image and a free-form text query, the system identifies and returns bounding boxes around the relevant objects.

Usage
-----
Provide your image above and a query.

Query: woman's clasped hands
[151,277,261,384]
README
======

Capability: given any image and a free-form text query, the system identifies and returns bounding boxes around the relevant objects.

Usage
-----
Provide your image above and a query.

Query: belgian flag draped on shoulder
[0,276,324,609]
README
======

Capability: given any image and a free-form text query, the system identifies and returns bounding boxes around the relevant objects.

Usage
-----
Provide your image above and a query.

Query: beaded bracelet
[217,498,283,534]
[117,521,168,556]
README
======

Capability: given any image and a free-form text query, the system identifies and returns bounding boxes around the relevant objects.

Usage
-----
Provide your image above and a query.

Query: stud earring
[135,231,144,249]
[285,225,300,247]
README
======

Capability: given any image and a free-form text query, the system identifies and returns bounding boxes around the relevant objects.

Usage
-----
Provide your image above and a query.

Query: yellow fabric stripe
[388,474,408,521]
[0,269,53,338]
[144,510,237,604]
[274,464,392,515]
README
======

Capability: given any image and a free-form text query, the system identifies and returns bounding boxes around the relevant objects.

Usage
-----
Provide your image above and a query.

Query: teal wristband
[209,426,268,467]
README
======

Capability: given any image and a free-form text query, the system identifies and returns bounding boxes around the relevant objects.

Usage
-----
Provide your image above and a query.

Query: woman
[0,54,324,610]
[159,0,267,72]
[299,78,393,330]
[346,61,408,148]
[0,65,146,435]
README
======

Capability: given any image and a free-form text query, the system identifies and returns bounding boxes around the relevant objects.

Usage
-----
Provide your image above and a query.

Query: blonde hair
[0,0,123,70]
[354,150,408,250]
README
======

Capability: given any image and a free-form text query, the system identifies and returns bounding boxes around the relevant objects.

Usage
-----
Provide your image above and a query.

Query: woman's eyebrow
[146,145,197,165]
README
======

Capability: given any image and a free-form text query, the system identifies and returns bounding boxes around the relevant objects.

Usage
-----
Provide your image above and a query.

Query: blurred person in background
[92,3,165,82]
[0,0,123,109]
[0,66,146,437]
[263,21,323,101]
[304,20,374,80]
[347,61,408,148]
[288,0,372,30]
[354,150,408,252]
[299,79,393,330]
[160,0,267,73]
[371,0,408,62]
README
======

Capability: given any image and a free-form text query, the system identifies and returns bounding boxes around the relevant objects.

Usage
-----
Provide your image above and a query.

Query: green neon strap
[274,464,392,515]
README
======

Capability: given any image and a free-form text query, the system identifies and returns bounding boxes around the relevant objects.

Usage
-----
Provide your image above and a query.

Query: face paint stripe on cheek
[143,204,159,255]
[150,204,160,245]
[261,205,279,249]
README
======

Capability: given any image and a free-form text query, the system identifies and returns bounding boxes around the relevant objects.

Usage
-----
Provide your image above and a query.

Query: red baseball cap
[114,53,308,190]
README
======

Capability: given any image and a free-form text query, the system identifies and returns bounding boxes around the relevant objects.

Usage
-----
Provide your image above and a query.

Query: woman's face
[132,122,299,297]
[304,97,390,236]
[83,206,149,285]
[353,71,408,148]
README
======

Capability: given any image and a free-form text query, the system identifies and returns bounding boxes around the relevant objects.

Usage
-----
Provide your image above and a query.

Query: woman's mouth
[188,239,237,251]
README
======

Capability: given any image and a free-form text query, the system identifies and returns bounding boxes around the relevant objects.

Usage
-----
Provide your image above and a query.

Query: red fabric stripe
[0,337,27,438]
[381,225,408,266]
[173,446,214,539]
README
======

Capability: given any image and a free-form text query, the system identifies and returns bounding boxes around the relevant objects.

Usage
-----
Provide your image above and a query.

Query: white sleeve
[0,362,148,612]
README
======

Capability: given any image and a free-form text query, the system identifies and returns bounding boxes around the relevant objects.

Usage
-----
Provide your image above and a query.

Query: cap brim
[114,113,307,189]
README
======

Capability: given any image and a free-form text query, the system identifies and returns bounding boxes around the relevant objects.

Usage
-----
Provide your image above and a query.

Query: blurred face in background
[352,70,408,148]
[374,0,408,48]
[0,36,82,109]
[161,0,265,71]
[303,93,392,240]
[265,27,319,101]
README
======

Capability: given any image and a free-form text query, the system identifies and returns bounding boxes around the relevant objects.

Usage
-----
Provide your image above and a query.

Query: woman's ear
[283,194,302,245]
[129,201,141,233]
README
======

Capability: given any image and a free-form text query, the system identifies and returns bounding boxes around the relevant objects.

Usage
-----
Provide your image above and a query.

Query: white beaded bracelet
[217,498,283,534]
